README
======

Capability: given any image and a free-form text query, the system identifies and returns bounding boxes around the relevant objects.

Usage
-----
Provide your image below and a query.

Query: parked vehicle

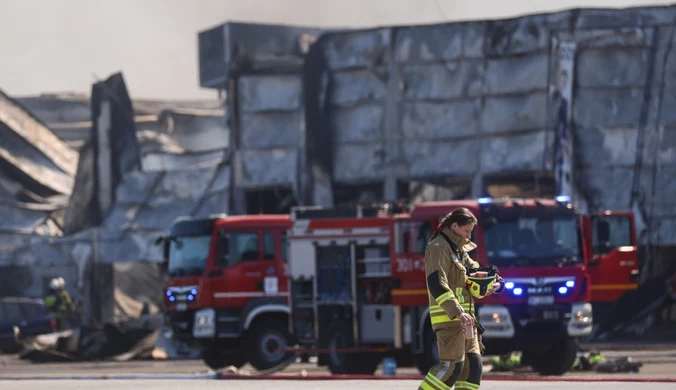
[160,214,293,370]
[0,297,57,354]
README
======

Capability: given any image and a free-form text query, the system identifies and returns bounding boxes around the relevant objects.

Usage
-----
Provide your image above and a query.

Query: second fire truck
[286,197,639,375]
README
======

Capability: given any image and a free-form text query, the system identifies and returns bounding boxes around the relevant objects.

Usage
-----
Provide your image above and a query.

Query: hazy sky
[0,0,672,100]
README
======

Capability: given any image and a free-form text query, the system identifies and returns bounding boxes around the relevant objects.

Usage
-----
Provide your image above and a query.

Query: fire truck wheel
[414,326,438,375]
[326,321,380,375]
[529,337,577,376]
[246,318,292,371]
[200,349,246,370]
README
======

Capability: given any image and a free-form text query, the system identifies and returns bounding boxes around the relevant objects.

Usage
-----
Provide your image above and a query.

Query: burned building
[198,6,676,277]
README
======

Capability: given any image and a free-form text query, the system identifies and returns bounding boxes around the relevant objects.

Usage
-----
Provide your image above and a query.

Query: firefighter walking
[418,208,505,390]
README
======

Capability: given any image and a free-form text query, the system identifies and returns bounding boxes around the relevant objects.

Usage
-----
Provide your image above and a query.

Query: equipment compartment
[360,304,396,343]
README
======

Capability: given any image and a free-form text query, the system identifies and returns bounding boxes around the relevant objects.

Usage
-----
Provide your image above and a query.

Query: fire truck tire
[326,321,380,375]
[414,326,439,375]
[200,349,246,370]
[246,319,292,371]
[529,337,577,376]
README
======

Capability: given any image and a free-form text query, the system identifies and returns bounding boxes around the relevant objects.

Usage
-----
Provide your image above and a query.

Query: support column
[383,32,402,202]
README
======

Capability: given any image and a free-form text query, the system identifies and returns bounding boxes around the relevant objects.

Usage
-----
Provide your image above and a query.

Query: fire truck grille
[166,310,194,340]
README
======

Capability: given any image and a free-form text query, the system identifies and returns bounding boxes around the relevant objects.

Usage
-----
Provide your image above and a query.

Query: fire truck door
[588,213,639,302]
[260,230,287,296]
[241,230,284,296]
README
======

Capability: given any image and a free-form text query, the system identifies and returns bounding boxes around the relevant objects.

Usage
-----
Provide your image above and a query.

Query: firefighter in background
[418,208,505,390]
[44,277,75,331]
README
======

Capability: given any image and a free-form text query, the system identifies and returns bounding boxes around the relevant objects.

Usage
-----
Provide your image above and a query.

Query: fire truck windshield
[168,235,211,277]
[483,216,581,267]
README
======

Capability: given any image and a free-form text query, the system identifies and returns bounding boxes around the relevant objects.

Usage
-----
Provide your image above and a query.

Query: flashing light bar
[478,197,492,204]
[556,195,571,203]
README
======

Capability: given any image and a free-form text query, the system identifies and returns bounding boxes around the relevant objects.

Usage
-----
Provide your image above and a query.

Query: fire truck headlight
[478,305,514,338]
[558,287,568,294]
[191,288,198,296]
[566,281,575,288]
[505,282,514,290]
[513,287,523,296]
[169,296,176,302]
[568,303,593,337]
[193,308,215,338]
[166,290,172,297]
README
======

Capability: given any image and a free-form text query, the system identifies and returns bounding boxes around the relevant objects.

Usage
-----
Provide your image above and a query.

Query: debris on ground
[488,349,644,374]
[13,314,194,363]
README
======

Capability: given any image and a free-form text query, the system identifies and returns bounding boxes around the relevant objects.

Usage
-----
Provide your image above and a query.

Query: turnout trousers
[418,323,483,390]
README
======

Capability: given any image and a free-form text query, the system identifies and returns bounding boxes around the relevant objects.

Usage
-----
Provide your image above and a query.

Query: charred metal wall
[313,19,559,200]
[200,23,328,213]
[307,7,676,267]
[234,74,302,190]
[64,73,142,234]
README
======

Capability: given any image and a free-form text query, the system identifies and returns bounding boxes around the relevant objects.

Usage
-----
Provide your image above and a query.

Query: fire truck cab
[160,214,293,371]
[392,197,639,375]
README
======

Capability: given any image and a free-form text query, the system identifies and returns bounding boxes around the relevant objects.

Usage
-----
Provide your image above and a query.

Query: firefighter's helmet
[466,273,497,299]
[49,277,65,291]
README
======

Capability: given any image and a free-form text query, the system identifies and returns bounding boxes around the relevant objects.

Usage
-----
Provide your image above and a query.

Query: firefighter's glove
[492,275,506,294]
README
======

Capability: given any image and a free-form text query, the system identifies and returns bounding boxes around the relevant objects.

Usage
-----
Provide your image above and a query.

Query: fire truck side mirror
[163,241,170,260]
[218,232,229,262]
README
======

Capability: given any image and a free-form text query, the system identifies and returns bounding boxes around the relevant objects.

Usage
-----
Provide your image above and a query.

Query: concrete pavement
[2,380,676,390]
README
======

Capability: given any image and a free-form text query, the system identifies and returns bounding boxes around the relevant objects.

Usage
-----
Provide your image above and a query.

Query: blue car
[0,297,57,354]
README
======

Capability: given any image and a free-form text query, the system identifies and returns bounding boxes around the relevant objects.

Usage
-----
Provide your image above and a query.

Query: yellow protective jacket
[45,290,74,315]
[424,227,481,330]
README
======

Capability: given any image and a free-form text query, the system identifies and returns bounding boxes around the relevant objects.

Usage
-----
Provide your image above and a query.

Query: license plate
[541,310,559,320]
[528,295,554,306]
[176,303,187,311]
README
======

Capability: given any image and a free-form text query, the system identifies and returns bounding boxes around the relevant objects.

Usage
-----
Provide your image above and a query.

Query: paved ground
[1,349,675,384]
[2,380,676,390]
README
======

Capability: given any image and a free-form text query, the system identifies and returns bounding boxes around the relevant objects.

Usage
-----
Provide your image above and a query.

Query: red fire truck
[286,197,639,375]
[160,214,294,371]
